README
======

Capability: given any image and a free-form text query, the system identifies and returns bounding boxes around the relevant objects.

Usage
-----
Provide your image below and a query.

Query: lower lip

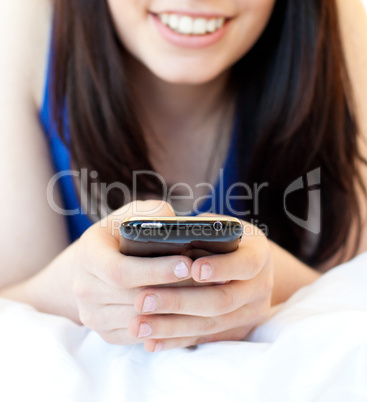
[150,14,230,49]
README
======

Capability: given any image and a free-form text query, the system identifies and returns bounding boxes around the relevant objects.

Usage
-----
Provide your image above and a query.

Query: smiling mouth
[152,12,231,36]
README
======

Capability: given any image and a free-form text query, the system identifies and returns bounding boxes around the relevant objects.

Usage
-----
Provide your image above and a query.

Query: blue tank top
[38,44,243,243]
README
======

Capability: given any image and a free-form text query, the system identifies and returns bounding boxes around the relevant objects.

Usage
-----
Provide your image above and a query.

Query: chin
[145,57,228,85]
[152,65,226,85]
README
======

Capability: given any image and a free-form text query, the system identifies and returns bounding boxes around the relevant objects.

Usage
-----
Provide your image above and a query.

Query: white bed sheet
[0,252,367,402]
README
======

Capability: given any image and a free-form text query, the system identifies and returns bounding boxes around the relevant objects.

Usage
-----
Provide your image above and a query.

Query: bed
[0,252,366,401]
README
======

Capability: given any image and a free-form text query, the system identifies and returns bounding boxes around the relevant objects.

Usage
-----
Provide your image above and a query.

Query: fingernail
[154,342,163,352]
[142,295,157,313]
[200,263,213,281]
[174,261,189,279]
[138,322,152,338]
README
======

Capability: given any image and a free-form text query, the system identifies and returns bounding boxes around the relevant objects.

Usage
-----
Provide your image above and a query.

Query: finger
[129,302,267,340]
[92,251,193,289]
[73,272,141,304]
[135,281,260,317]
[98,328,141,345]
[78,303,137,331]
[80,216,195,289]
[155,278,216,288]
[143,326,253,353]
[73,270,208,306]
[191,227,270,283]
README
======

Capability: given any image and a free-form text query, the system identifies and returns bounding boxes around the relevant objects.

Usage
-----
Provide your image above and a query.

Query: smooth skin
[0,0,367,352]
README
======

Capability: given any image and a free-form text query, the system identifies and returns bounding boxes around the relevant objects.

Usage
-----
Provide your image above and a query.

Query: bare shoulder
[0,0,52,109]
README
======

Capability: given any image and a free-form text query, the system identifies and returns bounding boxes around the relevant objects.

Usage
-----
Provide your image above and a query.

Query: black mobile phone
[119,216,243,257]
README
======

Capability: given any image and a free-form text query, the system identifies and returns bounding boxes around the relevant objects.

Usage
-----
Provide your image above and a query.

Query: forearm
[269,240,322,306]
[0,241,81,324]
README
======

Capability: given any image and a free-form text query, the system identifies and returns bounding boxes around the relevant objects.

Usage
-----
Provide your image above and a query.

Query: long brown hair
[51,0,366,267]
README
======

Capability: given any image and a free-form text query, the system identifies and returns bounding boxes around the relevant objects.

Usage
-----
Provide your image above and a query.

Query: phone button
[213,221,223,231]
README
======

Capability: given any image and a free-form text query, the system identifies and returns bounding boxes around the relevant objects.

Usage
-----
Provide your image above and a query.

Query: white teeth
[168,14,179,30]
[158,13,226,35]
[216,17,224,29]
[160,13,169,25]
[206,19,217,33]
[193,18,207,34]
[178,16,193,34]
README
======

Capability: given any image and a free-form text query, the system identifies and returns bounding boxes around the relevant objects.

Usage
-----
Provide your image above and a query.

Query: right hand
[72,200,193,345]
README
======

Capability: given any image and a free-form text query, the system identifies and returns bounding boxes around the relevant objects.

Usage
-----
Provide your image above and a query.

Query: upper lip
[151,10,232,19]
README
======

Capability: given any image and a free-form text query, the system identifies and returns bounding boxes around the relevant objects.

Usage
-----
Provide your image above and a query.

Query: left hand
[129,216,274,352]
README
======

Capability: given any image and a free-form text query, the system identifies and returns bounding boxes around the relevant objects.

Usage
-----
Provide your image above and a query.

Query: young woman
[0,0,366,353]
